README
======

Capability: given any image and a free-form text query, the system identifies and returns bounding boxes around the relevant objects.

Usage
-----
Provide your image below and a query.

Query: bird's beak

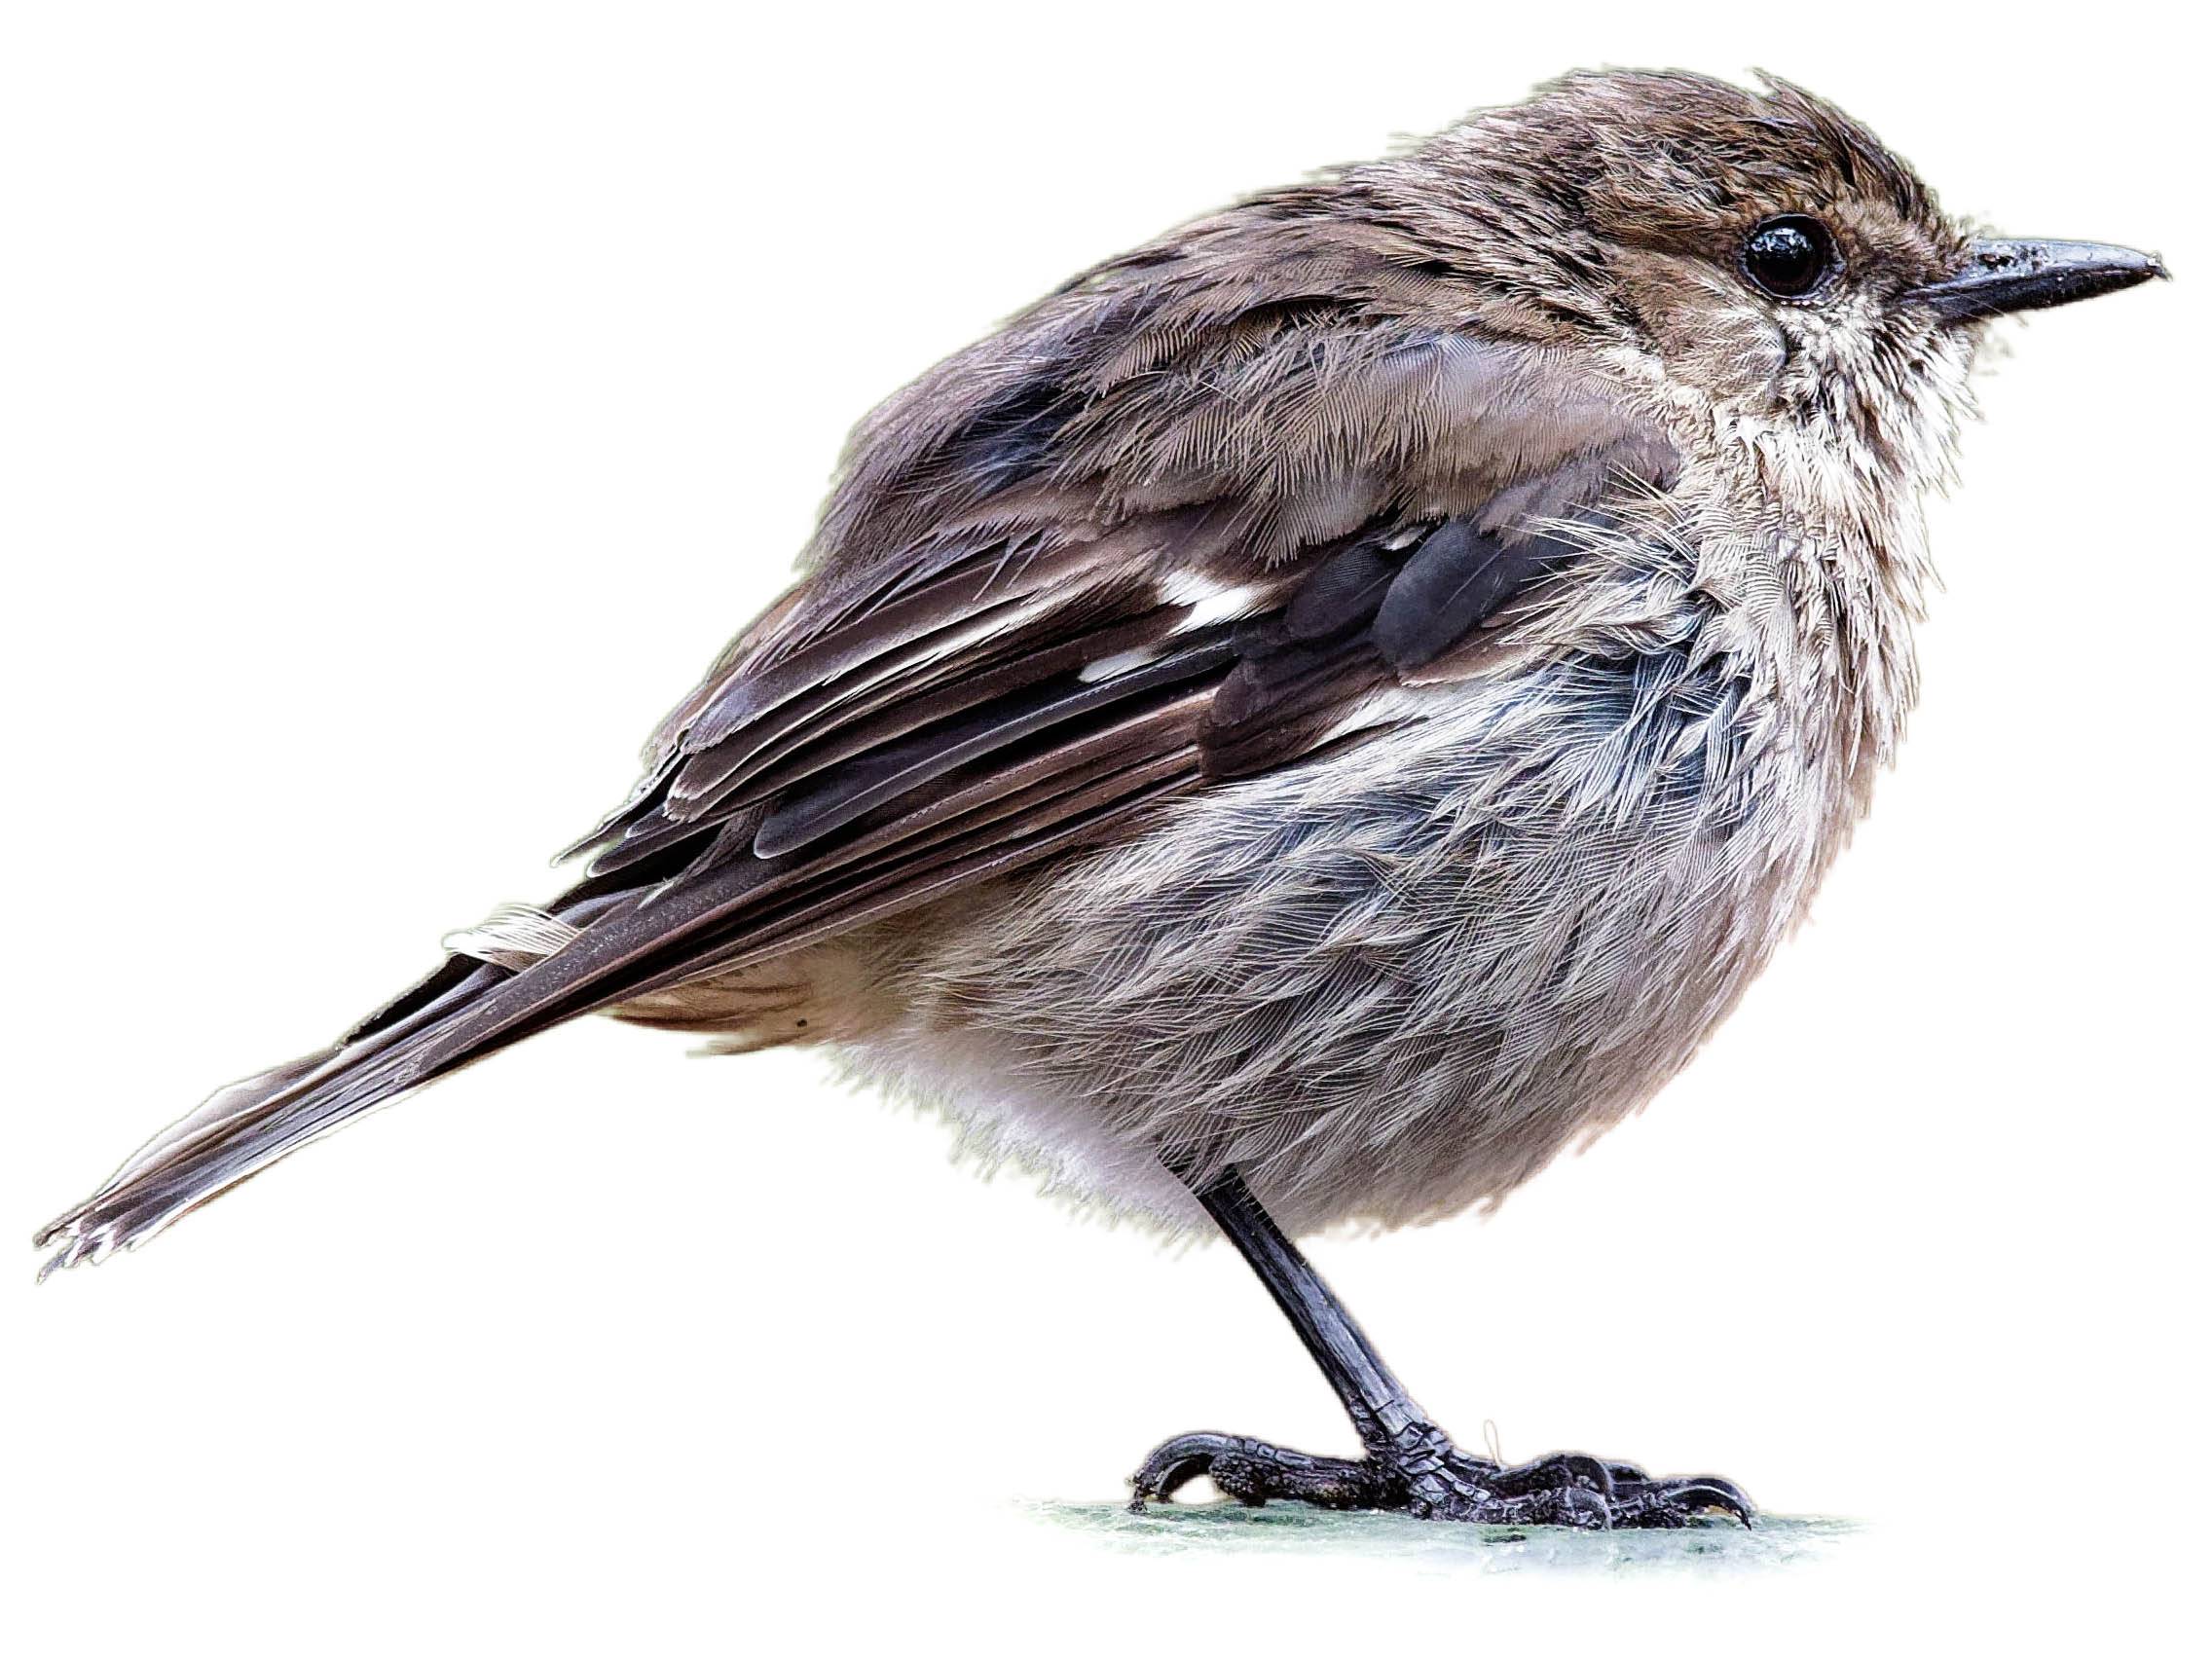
[1905,238,2168,322]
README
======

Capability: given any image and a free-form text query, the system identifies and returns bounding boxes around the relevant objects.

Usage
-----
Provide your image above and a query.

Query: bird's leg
[1127,1166,1752,1529]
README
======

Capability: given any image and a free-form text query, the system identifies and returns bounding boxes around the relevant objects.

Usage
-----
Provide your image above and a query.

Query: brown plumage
[34,72,2161,1529]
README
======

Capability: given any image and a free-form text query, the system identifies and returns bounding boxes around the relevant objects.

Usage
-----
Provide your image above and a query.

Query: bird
[35,68,2165,1530]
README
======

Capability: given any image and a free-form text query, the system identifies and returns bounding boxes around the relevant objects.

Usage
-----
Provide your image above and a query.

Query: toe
[1129,1432,1389,1513]
[1612,1474,1756,1529]
[1487,1450,1617,1497]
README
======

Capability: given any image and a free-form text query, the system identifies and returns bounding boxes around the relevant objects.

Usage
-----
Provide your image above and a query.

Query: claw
[1613,1474,1756,1529]
[1127,1431,1239,1508]
[1668,1476,1756,1529]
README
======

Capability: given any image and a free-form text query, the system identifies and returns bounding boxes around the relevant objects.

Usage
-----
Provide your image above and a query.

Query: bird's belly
[848,653,1852,1235]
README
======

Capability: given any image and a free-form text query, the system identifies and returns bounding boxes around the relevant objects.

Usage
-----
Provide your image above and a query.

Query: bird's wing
[540,247,1677,996]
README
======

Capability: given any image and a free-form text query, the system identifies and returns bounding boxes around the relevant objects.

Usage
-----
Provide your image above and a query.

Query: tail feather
[35,783,910,1275]
[35,955,506,1277]
[33,859,757,1277]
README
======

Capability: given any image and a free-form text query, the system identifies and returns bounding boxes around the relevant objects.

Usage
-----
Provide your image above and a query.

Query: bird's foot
[1126,1424,1751,1530]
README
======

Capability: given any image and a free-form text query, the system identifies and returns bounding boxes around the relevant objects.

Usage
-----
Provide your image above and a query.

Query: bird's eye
[1741,215,1836,300]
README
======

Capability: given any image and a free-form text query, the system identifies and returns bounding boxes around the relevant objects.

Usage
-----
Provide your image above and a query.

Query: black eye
[1741,215,1836,299]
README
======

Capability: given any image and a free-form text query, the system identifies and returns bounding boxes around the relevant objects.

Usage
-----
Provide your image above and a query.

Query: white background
[5,3,2201,1651]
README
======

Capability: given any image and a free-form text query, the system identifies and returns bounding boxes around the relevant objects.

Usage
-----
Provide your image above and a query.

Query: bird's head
[1386,70,2164,488]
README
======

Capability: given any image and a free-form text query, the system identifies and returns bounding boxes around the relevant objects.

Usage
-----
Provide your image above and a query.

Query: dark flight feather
[754,637,1237,858]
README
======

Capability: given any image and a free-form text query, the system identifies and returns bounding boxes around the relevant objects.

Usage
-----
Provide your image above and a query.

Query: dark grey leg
[1127,1166,1753,1529]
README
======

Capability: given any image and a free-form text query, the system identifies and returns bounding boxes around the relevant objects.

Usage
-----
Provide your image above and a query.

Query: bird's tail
[35,859,777,1277]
